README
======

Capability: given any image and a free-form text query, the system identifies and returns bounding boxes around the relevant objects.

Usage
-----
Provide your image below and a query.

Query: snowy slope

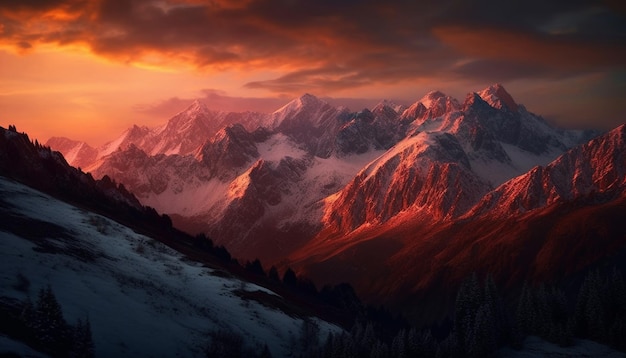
[0,176,340,357]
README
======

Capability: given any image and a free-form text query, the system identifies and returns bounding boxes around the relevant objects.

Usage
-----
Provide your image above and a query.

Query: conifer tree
[33,286,70,354]
[516,281,535,337]
[268,266,280,282]
[606,267,626,349]
[484,275,509,345]
[245,259,265,276]
[454,273,481,351]
[283,268,298,287]
[370,340,390,358]
[585,285,606,341]
[533,284,550,337]
[574,269,602,338]
[469,304,497,358]
[391,329,407,358]
[70,317,95,358]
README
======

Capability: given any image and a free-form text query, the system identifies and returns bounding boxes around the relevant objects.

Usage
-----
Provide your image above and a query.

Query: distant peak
[462,92,491,111]
[477,84,518,112]
[377,99,396,106]
[297,93,322,105]
[186,99,210,113]
[274,93,326,114]
[374,99,405,114]
[419,90,447,109]
[127,124,150,136]
[424,90,446,98]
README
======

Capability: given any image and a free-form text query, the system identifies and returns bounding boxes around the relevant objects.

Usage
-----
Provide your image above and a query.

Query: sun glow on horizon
[0,0,623,146]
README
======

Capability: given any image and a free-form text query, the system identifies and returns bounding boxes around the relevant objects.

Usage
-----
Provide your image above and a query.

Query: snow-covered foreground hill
[0,176,339,357]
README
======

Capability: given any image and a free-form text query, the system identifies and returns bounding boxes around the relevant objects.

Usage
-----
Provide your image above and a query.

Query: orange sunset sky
[1,0,625,146]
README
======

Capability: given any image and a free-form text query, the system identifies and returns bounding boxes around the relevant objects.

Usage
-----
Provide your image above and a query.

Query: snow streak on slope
[468,142,564,187]
[256,133,308,164]
[0,177,339,357]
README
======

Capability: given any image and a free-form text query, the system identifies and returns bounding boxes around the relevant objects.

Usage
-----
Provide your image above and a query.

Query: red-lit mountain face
[45,85,618,296]
[289,125,626,322]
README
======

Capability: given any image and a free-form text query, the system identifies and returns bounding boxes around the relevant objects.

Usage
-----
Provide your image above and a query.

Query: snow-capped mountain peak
[165,99,212,122]
[165,100,214,131]
[419,90,447,109]
[372,101,403,119]
[404,90,461,123]
[298,92,322,105]
[273,93,325,115]
[265,93,337,131]
[188,98,210,113]
[477,83,519,112]
[373,99,406,114]
[400,102,428,123]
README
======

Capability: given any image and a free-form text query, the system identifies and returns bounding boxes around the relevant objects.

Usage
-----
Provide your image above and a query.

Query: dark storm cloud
[1,0,625,93]
[0,0,80,11]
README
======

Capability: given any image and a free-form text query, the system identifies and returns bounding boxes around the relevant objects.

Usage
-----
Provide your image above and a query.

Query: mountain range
[46,85,625,317]
[3,81,626,355]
